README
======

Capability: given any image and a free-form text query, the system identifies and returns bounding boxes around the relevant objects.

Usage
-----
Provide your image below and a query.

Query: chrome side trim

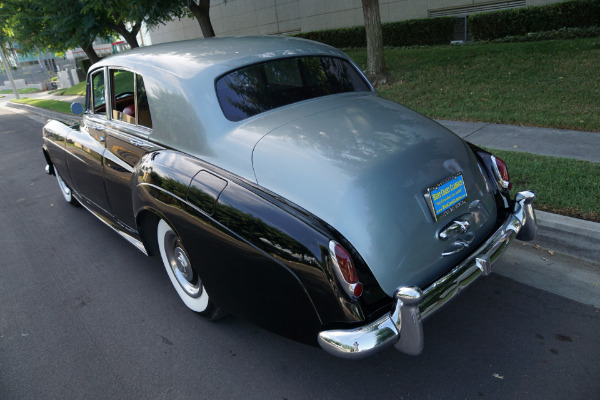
[318,190,536,359]
[75,193,148,256]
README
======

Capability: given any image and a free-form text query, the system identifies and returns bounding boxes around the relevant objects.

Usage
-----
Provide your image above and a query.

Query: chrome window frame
[104,66,153,136]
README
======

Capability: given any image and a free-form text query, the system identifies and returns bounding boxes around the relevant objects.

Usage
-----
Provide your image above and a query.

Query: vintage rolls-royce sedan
[42,36,536,359]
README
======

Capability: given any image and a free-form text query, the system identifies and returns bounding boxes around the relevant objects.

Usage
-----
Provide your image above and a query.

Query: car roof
[87,36,368,184]
[93,36,347,80]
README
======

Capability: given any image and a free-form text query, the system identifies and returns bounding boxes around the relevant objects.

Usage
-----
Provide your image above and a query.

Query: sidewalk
[2,90,599,265]
[438,120,600,164]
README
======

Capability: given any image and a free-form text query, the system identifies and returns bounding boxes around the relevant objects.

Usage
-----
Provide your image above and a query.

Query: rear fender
[132,151,328,345]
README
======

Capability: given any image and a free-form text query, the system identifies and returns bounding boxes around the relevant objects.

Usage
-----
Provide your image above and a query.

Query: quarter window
[136,74,152,129]
[91,70,106,115]
[109,69,153,129]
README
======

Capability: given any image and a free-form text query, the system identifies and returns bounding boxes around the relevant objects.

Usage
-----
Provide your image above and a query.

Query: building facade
[149,0,562,44]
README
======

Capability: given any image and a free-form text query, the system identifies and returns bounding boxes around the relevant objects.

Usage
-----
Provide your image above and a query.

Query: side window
[110,69,135,124]
[91,70,106,116]
[109,68,153,129]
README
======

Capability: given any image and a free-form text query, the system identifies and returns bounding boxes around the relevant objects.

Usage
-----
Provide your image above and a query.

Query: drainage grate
[429,1,526,18]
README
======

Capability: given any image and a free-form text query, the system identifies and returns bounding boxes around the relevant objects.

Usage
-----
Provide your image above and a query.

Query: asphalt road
[1,107,599,400]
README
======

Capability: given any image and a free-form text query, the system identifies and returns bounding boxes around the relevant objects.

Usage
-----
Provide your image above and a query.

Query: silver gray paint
[89,36,498,295]
[91,36,355,182]
[252,95,498,294]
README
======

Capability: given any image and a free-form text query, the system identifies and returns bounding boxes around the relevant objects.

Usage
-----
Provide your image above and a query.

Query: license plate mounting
[424,172,468,221]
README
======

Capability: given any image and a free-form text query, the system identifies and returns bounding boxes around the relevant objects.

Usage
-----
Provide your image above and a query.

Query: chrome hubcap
[174,246,193,282]
[165,232,201,298]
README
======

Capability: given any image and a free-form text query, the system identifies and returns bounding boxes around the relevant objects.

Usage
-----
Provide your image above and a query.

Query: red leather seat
[123,104,135,117]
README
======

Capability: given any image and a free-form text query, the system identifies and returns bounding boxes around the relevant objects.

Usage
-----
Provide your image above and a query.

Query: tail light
[329,241,363,299]
[491,155,513,190]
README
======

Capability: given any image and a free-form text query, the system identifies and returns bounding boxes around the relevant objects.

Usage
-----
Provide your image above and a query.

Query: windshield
[216,56,371,122]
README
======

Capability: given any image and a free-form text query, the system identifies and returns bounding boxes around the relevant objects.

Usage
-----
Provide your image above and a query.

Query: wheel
[157,219,226,320]
[55,169,79,206]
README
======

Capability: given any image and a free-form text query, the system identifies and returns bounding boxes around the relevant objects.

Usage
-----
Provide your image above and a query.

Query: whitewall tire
[157,219,226,320]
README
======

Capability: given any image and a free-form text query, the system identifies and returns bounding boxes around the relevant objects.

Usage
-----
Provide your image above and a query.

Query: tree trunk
[361,0,387,86]
[189,0,215,38]
[110,20,140,48]
[81,42,101,64]
[121,31,140,48]
[0,45,20,99]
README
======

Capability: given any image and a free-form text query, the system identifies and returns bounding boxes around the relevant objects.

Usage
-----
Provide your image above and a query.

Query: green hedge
[294,16,456,48]
[484,26,600,43]
[469,0,600,41]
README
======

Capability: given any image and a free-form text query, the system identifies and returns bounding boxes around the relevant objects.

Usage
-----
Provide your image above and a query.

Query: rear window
[216,56,371,122]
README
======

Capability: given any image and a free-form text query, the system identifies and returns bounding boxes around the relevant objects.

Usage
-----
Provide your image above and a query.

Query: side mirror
[70,102,84,115]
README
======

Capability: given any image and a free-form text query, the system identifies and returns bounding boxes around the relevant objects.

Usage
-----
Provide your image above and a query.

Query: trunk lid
[252,95,497,295]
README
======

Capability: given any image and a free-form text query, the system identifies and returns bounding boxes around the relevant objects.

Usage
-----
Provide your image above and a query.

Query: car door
[102,69,160,231]
[66,67,113,215]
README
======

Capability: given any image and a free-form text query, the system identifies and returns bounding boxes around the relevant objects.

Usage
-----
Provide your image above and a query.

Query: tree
[361,0,387,86]
[83,0,188,48]
[1,0,108,64]
[0,3,20,98]
[188,0,215,38]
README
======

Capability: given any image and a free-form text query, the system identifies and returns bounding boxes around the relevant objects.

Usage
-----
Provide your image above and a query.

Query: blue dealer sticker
[425,173,468,221]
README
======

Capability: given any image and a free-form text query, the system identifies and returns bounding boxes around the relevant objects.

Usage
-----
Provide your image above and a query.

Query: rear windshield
[216,56,371,122]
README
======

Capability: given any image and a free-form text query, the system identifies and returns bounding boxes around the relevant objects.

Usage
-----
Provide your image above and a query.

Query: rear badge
[424,172,468,221]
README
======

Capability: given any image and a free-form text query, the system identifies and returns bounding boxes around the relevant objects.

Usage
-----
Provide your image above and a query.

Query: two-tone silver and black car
[42,36,537,359]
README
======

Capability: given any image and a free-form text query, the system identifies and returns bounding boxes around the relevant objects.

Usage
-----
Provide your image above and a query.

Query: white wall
[149,0,566,44]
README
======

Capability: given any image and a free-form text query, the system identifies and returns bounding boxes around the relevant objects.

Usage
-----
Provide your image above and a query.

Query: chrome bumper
[318,190,536,359]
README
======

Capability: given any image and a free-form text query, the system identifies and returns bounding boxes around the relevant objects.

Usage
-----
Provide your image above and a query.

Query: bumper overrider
[318,191,537,359]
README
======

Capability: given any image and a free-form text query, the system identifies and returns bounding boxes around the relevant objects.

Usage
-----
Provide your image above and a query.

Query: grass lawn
[0,88,41,94]
[12,97,75,114]
[52,81,86,96]
[492,150,600,222]
[347,37,600,132]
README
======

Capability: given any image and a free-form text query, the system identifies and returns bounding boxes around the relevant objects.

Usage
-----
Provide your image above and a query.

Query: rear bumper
[318,190,537,359]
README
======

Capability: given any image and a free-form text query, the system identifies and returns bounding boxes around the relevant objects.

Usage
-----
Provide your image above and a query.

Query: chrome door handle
[129,138,145,146]
[129,138,153,149]
[93,125,105,131]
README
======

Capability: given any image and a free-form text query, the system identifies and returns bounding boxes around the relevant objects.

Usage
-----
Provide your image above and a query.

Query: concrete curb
[533,210,600,264]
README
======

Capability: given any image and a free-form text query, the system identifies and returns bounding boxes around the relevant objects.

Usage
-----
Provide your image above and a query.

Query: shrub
[469,0,600,41]
[294,16,455,48]
[383,17,455,47]
[484,26,600,43]
[295,26,366,48]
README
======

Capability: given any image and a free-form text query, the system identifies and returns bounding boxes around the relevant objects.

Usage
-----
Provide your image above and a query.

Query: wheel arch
[42,145,55,175]
[136,208,161,257]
